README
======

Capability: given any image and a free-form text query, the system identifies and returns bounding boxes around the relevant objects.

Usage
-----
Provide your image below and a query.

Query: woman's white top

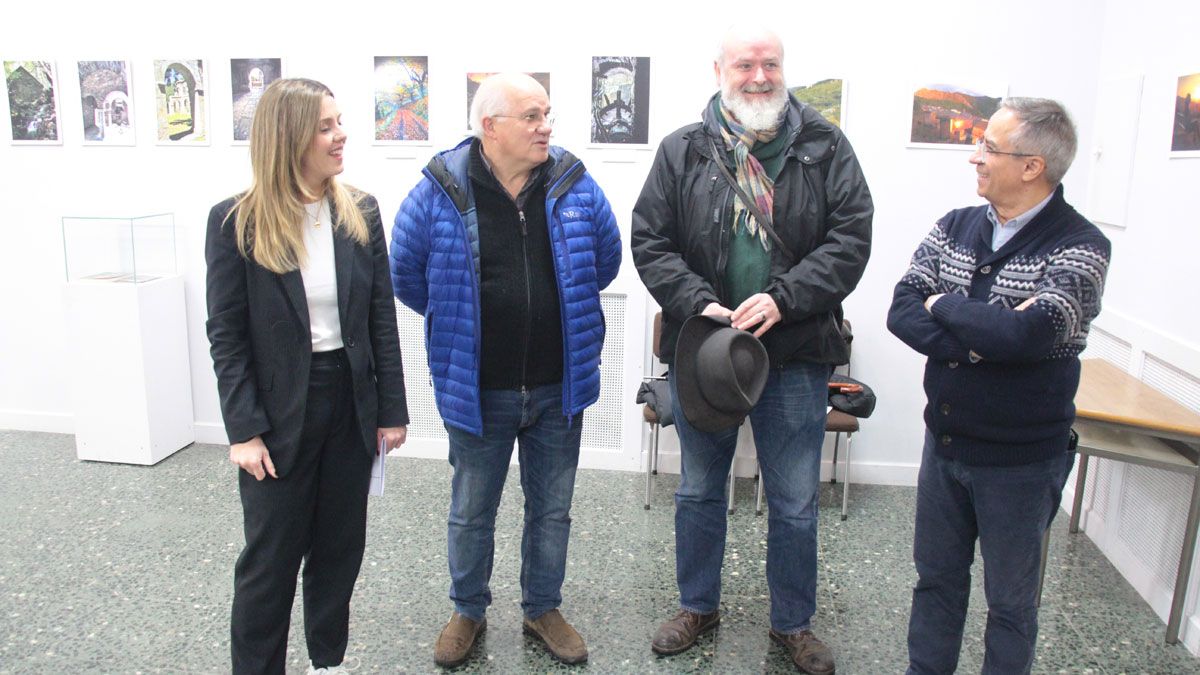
[300,199,343,352]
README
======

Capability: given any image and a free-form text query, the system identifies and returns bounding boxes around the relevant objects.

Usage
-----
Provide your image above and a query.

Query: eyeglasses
[975,139,1036,159]
[492,112,556,129]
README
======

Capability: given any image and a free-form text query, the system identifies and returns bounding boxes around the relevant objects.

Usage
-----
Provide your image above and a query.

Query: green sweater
[717,104,789,308]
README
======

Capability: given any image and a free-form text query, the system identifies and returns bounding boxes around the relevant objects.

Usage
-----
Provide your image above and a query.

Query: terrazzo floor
[1,430,1196,674]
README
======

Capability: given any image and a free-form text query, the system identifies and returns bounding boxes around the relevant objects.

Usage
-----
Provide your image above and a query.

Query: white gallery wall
[1065,0,1200,656]
[0,0,1110,470]
[2,0,1200,654]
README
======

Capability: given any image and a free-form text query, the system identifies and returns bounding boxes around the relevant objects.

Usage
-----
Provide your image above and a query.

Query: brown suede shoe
[770,628,835,674]
[523,609,588,664]
[433,612,486,668]
[650,609,720,656]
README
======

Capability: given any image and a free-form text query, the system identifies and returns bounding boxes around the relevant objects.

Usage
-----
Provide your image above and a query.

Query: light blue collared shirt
[986,190,1054,251]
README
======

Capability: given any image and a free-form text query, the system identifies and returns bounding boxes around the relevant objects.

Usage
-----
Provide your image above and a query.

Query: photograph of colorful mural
[910,82,1004,147]
[466,72,550,127]
[154,59,207,144]
[231,58,282,143]
[790,78,844,128]
[590,56,650,144]
[5,60,60,144]
[77,61,134,145]
[1172,72,1200,155]
[374,56,429,142]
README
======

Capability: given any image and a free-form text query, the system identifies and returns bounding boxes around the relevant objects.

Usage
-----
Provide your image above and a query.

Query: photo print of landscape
[910,82,1003,147]
[1173,72,1200,154]
[5,60,60,143]
[790,78,843,127]
[374,56,429,142]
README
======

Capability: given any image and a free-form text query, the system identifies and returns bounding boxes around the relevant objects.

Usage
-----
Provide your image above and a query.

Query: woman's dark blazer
[205,194,409,477]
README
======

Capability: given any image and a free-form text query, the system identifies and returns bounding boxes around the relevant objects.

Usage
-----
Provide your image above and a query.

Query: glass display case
[61,211,193,464]
[61,213,176,283]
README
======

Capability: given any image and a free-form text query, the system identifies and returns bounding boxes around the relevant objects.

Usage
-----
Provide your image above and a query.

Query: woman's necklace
[305,200,323,228]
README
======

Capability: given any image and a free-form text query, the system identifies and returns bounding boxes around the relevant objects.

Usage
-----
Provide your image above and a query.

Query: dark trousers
[907,431,1074,675]
[230,350,372,674]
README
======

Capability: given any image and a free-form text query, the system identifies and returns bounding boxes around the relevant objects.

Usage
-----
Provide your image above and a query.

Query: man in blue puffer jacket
[390,73,621,668]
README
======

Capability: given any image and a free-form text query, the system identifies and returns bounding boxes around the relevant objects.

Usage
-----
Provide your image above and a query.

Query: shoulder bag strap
[708,137,794,260]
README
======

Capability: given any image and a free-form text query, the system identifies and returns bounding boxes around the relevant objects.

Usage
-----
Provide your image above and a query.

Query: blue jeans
[907,431,1075,675]
[669,362,830,634]
[445,383,582,622]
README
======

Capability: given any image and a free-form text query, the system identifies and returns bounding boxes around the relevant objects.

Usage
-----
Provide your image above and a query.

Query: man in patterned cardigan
[887,97,1110,674]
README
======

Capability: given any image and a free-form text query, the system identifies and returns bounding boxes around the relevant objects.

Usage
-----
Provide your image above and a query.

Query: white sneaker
[308,655,359,673]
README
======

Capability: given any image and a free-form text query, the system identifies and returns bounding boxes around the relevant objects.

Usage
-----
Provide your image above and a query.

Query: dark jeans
[230,350,372,674]
[669,362,830,633]
[445,383,582,621]
[907,431,1075,675]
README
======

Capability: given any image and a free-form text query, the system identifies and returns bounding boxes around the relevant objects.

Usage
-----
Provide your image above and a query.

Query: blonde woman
[205,78,408,674]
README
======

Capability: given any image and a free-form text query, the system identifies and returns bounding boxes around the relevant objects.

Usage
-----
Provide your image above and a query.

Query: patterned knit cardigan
[887,186,1111,466]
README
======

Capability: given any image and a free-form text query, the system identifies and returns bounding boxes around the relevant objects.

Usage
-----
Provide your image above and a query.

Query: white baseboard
[1186,614,1200,656]
[0,410,73,434]
[648,452,920,486]
[389,437,650,473]
[193,421,228,445]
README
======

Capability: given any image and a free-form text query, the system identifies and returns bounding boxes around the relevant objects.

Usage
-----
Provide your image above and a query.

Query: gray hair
[1001,97,1078,185]
[715,24,784,67]
[469,72,544,139]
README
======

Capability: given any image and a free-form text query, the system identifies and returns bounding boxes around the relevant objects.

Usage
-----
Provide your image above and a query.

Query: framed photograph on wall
[374,56,429,144]
[5,60,61,144]
[909,82,1005,149]
[466,72,550,128]
[790,77,846,128]
[230,58,283,144]
[1171,72,1200,157]
[77,61,134,145]
[154,59,208,145]
[590,56,650,145]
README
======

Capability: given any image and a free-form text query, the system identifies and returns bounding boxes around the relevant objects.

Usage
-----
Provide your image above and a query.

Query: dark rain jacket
[631,93,873,366]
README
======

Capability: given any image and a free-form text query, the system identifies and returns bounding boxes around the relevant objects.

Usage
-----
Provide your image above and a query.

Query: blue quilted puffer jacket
[391,139,622,436]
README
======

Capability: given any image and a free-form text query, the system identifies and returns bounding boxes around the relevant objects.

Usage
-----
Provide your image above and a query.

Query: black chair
[752,320,865,520]
[638,312,738,513]
[638,313,669,509]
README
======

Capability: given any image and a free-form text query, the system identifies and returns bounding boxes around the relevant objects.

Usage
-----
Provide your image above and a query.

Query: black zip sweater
[469,141,564,391]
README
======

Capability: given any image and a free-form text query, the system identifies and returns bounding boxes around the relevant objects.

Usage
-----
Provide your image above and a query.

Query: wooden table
[1069,358,1200,644]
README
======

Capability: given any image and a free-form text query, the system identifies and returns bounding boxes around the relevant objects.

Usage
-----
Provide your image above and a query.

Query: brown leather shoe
[650,609,720,656]
[770,628,835,674]
[433,612,486,668]
[523,609,588,664]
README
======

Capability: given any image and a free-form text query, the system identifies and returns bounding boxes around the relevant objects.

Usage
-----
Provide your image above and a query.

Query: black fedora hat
[674,314,769,433]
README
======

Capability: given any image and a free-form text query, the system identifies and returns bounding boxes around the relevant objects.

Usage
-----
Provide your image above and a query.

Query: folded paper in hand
[369,439,386,496]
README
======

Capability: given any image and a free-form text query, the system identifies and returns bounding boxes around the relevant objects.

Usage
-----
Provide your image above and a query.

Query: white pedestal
[64,274,195,464]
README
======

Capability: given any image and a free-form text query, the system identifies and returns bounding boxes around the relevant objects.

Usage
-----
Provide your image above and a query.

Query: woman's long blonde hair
[228,78,370,273]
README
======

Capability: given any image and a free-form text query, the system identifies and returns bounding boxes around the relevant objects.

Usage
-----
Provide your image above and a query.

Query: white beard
[721,81,789,133]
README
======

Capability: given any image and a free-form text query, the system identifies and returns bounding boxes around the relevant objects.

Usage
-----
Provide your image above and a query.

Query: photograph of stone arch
[154,59,207,144]
[77,61,134,145]
[909,81,1005,148]
[230,58,282,143]
[1172,72,1200,156]
[374,56,429,143]
[790,78,844,128]
[590,56,650,145]
[4,60,60,144]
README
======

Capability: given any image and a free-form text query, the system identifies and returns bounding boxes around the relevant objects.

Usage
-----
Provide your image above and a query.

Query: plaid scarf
[717,100,777,251]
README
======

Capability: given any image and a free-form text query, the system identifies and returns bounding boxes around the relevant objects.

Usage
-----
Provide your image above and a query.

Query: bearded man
[630,24,873,675]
